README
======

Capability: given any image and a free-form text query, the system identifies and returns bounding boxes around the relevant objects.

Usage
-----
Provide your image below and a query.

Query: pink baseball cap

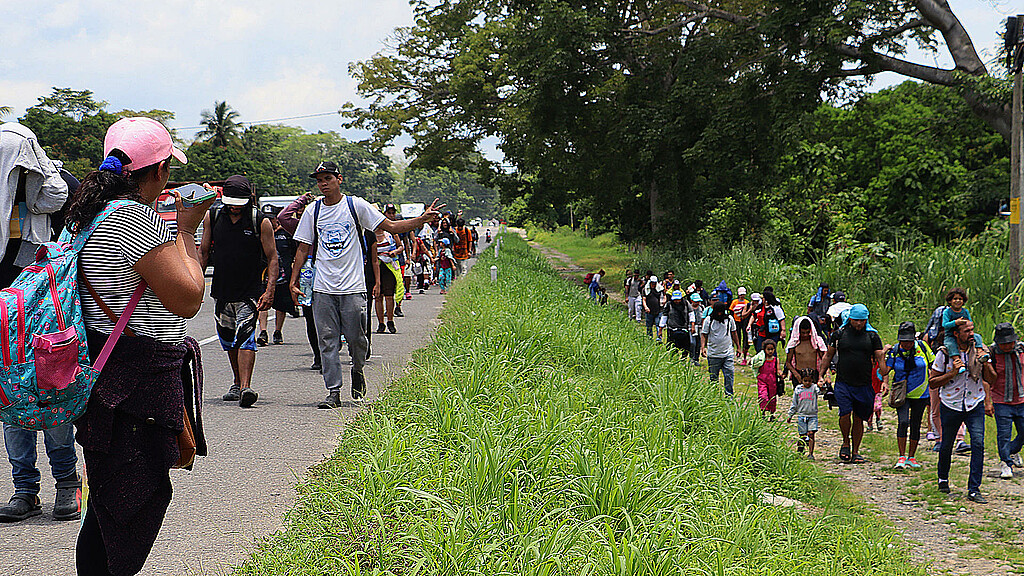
[103,117,187,170]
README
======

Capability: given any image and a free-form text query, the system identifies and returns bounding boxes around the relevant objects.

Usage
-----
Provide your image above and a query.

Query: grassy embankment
[531,227,1024,569]
[237,233,921,576]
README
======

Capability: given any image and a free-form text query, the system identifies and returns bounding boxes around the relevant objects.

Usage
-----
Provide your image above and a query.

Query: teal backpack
[0,200,144,430]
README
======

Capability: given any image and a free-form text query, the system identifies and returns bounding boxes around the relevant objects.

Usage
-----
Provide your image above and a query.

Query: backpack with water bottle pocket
[0,200,145,430]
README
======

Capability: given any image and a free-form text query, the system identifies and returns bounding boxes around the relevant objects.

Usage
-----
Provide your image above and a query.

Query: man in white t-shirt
[289,161,442,408]
[826,291,853,332]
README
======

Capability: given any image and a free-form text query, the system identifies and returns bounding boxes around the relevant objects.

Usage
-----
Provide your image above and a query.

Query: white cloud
[235,65,350,121]
[41,0,83,29]
[0,80,51,118]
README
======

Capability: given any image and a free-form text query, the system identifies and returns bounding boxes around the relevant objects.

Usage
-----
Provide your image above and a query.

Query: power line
[174,110,343,131]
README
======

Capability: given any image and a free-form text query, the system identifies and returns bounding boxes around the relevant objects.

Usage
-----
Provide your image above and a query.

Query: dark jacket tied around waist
[75,330,199,576]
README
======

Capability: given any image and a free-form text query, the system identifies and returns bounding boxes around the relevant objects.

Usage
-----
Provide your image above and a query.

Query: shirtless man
[787,317,826,388]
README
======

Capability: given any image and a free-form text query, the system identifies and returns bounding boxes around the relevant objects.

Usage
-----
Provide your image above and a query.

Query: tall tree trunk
[649,178,663,234]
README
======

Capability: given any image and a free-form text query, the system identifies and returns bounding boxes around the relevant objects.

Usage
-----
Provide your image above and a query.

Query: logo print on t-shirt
[321,222,353,257]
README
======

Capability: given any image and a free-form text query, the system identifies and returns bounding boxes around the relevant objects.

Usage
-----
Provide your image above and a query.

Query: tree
[652,0,1011,139]
[0,106,11,119]
[19,88,117,178]
[347,0,1013,246]
[197,101,243,148]
[769,81,1008,261]
[35,88,108,122]
[348,0,825,239]
[18,88,185,179]
[271,130,394,200]
[393,166,499,219]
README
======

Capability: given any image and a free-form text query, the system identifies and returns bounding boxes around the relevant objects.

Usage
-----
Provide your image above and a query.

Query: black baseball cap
[308,161,341,178]
[994,322,1017,345]
[221,175,253,206]
[384,203,397,213]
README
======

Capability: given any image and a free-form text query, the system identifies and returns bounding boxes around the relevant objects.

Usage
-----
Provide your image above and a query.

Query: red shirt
[453,228,470,260]
[991,350,1024,405]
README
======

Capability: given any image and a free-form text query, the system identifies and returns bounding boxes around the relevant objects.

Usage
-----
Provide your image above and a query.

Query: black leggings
[303,305,320,363]
[896,396,930,442]
[77,506,114,576]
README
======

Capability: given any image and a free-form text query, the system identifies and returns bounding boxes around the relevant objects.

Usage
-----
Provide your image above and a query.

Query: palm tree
[198,101,242,148]
[0,106,11,119]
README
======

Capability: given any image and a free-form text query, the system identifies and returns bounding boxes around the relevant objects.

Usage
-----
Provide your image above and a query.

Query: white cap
[751,292,763,301]
[738,286,747,295]
[649,275,659,283]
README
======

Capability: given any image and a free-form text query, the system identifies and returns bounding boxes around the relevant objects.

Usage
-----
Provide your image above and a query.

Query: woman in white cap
[641,275,663,339]
[67,117,211,576]
[729,287,751,365]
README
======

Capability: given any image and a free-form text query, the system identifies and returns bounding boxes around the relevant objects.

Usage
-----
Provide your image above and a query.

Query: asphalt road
[0,237,489,576]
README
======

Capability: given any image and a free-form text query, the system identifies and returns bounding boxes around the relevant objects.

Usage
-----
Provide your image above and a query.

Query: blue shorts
[215,299,259,352]
[834,381,875,422]
[796,415,819,435]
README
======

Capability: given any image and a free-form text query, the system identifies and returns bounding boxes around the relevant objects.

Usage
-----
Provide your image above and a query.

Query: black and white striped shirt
[78,202,186,344]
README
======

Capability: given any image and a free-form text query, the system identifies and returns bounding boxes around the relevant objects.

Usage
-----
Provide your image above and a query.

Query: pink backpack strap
[92,281,147,373]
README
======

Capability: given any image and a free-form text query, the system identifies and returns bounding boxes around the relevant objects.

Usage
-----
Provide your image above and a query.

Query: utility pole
[1006,15,1023,287]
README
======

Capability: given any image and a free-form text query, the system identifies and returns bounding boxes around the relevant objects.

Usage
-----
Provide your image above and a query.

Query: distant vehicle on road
[260,195,301,211]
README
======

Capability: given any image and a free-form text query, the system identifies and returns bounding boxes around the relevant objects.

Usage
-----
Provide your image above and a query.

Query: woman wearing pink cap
[66,117,211,576]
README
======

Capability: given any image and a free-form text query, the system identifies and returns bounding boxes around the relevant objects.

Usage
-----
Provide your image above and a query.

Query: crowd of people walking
[0,118,486,575]
[621,270,1023,505]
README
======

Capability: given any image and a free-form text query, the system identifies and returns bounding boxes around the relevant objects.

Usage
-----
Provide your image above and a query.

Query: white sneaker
[1000,461,1013,479]
[1012,452,1023,468]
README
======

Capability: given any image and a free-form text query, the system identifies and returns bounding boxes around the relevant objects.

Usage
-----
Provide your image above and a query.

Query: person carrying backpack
[199,175,278,408]
[0,124,74,523]
[589,269,604,302]
[753,288,786,352]
[702,302,740,396]
[289,161,442,409]
[69,117,210,575]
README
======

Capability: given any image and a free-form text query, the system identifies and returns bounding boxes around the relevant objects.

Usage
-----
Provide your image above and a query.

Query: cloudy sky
[0,0,1014,157]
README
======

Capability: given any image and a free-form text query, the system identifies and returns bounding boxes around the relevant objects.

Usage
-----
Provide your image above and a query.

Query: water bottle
[298,256,315,307]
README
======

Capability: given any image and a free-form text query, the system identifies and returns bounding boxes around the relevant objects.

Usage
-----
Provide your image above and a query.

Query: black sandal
[839,446,851,462]
[850,454,866,464]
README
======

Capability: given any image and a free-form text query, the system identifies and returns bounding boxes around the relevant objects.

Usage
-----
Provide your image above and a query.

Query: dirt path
[778,397,1020,576]
[530,239,1023,576]
[527,240,626,304]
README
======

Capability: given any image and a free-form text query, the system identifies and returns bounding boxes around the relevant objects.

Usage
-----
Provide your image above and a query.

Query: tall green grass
[237,234,923,576]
